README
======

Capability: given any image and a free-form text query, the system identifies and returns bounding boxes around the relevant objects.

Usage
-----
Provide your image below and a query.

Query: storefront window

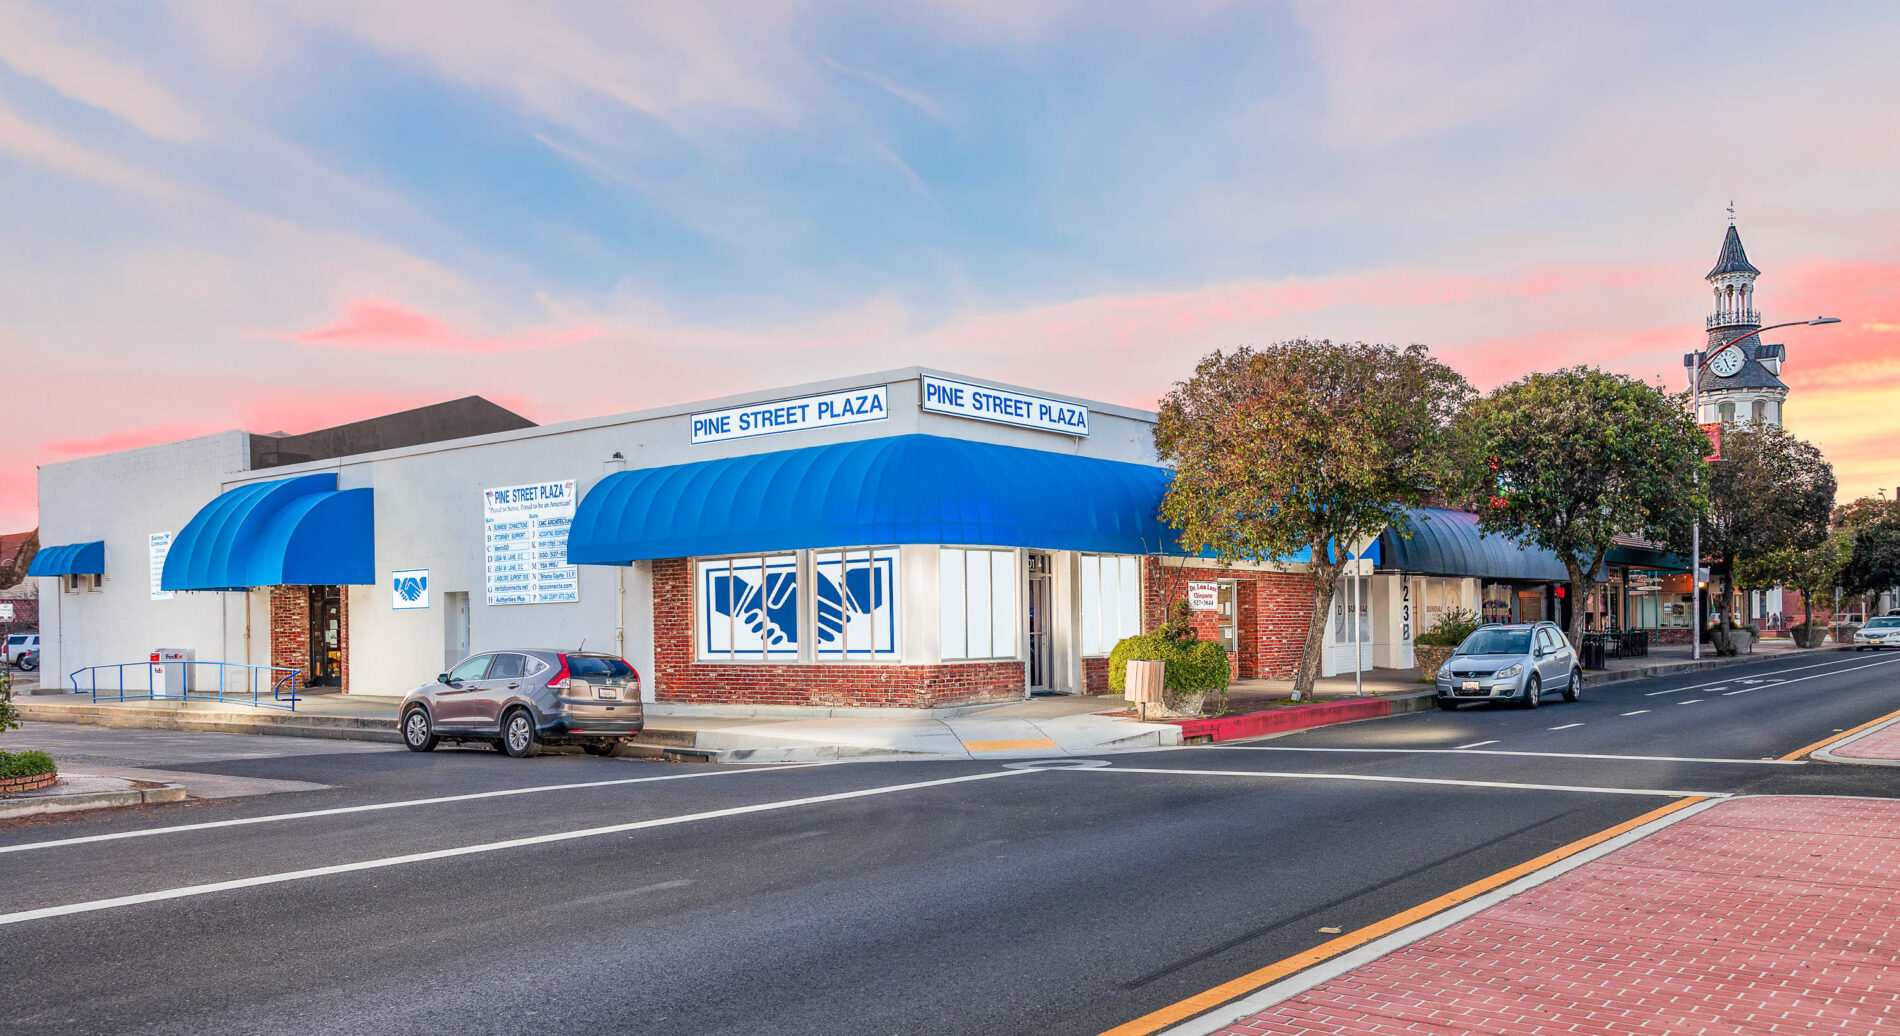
[941,548,1017,660]
[1080,554,1141,656]
[814,548,900,661]
[1332,576,1371,642]
[1481,583,1512,625]
[697,555,800,661]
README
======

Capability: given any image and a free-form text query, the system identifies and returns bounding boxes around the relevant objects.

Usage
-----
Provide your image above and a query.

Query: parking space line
[1547,723,1583,731]
[1453,741,1498,750]
[1621,710,1651,716]
[0,762,837,857]
[1074,767,1724,799]
[1679,699,1704,705]
[0,768,1037,928]
[1208,746,1800,765]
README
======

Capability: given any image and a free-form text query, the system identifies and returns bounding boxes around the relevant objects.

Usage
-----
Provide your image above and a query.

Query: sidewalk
[1815,712,1900,767]
[11,692,1183,762]
[1175,796,1900,1036]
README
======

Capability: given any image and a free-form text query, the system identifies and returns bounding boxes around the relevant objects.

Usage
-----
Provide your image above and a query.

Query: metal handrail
[67,660,303,711]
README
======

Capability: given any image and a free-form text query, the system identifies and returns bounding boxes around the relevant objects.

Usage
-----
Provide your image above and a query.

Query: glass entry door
[1026,552,1053,690]
[307,585,343,687]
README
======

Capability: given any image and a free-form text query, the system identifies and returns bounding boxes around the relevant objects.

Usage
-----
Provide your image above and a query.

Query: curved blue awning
[1378,507,1568,582]
[162,474,374,590]
[26,540,104,577]
[569,434,1179,563]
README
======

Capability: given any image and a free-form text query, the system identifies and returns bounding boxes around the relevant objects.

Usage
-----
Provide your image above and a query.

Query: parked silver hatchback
[1433,622,1581,710]
[400,649,643,758]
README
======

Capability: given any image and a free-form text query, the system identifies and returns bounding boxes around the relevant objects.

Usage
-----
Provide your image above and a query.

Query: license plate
[595,686,620,700]
[1460,681,1481,692]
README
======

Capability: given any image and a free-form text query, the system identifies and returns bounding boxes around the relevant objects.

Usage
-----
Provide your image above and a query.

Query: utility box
[150,648,195,698]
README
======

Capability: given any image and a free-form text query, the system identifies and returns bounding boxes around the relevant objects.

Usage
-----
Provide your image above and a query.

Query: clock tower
[1698,218,1788,427]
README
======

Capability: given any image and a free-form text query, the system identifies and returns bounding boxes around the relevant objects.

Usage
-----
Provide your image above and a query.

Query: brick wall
[651,558,1024,708]
[269,585,349,691]
[1082,655,1110,695]
[1144,558,1314,680]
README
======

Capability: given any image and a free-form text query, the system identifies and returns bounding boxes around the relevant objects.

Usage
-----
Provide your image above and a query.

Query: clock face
[1709,347,1744,377]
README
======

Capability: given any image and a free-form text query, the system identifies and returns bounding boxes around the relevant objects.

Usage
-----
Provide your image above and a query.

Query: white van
[4,632,38,666]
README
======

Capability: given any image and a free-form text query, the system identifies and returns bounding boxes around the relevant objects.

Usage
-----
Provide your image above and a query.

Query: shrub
[0,749,55,779]
[1414,608,1481,648]
[0,673,19,735]
[1107,632,1232,716]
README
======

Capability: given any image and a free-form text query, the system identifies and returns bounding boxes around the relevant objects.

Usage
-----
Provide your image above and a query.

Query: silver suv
[400,650,644,758]
[1433,622,1581,710]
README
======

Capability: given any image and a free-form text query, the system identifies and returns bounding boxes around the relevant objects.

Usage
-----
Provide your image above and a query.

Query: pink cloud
[290,297,599,354]
[42,422,226,455]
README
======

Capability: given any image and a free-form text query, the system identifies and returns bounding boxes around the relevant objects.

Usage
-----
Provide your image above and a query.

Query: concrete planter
[0,769,59,795]
[1414,644,1455,680]
[1832,624,1861,647]
[1791,625,1828,648]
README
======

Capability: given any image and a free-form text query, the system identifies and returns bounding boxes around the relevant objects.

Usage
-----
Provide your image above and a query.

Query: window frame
[695,552,802,663]
[1079,553,1142,657]
[940,547,1020,662]
[812,545,902,663]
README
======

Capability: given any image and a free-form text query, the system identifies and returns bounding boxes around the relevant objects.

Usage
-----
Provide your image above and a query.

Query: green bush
[1108,632,1231,715]
[0,749,56,779]
[1414,607,1481,648]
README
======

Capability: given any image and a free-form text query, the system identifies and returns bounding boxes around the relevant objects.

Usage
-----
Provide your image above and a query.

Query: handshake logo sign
[392,569,430,610]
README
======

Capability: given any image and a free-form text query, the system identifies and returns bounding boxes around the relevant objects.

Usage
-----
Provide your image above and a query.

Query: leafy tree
[0,528,36,592]
[1693,423,1834,643]
[1837,497,1900,600]
[1155,340,1471,699]
[1736,531,1850,636]
[1452,368,1706,649]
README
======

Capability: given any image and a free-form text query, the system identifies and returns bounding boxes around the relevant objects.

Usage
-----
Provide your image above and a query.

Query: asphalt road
[2,649,1897,1035]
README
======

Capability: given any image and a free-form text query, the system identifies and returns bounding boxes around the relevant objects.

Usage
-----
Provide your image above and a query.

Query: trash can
[1578,634,1606,671]
[1125,659,1165,720]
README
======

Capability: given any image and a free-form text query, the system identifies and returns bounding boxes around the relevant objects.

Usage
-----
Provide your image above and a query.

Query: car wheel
[401,708,438,752]
[1562,669,1582,703]
[19,657,36,672]
[1521,675,1541,709]
[582,742,617,756]
[501,708,539,758]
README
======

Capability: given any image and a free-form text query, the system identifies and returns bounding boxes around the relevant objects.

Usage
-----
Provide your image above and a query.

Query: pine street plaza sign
[691,386,889,444]
[920,374,1089,436]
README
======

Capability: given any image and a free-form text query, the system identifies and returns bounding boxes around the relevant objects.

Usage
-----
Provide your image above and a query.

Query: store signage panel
[483,480,579,606]
[392,569,430,610]
[1187,581,1220,612]
[691,386,889,444]
[920,375,1090,437]
[0,603,13,621]
[149,532,173,600]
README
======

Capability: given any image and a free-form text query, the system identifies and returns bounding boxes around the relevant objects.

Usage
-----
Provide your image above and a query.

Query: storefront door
[307,585,343,687]
[1026,552,1053,690]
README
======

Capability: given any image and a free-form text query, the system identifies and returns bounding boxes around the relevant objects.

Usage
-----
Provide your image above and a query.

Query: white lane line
[1547,723,1584,731]
[1453,740,1499,750]
[1076,767,1723,799]
[1723,688,1754,696]
[1679,699,1704,705]
[1208,746,1801,765]
[0,762,837,857]
[1704,687,1728,693]
[1644,654,1900,696]
[0,769,1035,928]
[1621,710,1651,716]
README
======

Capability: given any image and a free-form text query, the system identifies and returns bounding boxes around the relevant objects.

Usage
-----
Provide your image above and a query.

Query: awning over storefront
[162,473,374,590]
[1378,507,1568,582]
[26,540,104,577]
[569,434,1179,563]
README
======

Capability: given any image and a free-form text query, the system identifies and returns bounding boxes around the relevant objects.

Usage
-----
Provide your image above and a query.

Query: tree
[1452,368,1706,649]
[1838,497,1900,602]
[0,529,37,592]
[1155,340,1472,699]
[1736,531,1849,637]
[1693,424,1834,644]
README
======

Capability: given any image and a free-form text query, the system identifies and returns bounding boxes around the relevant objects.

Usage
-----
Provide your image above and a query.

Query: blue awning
[26,540,104,577]
[1378,508,1568,582]
[162,474,374,590]
[569,434,1179,563]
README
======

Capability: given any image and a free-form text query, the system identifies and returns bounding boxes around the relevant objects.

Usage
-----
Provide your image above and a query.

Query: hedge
[0,750,56,779]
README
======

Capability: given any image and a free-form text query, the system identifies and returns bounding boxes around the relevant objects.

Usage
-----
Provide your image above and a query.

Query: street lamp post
[1684,316,1841,659]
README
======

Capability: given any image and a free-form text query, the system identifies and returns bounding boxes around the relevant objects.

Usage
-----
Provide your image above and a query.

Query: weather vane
[1727,200,1735,225]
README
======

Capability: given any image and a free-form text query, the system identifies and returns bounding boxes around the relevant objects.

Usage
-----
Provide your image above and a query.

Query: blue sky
[5,1,1900,529]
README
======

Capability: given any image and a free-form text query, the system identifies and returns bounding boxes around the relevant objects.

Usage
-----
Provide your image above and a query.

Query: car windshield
[5,635,25,645]
[567,655,633,679]
[1456,629,1533,655]
[1865,617,1900,629]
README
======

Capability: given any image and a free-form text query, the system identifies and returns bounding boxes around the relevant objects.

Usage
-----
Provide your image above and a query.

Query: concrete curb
[1812,713,1900,767]
[0,776,188,819]
[1169,691,1437,745]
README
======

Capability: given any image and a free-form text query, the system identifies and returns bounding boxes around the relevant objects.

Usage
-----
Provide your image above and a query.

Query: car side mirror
[436,673,452,685]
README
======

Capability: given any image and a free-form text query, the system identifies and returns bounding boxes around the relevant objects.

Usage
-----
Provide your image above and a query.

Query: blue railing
[67,660,304,711]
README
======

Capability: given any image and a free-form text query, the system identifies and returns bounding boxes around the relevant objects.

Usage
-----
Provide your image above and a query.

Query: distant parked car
[1433,621,1581,710]
[14,647,36,672]
[399,650,643,758]
[5,632,38,667]
[1853,616,1900,651]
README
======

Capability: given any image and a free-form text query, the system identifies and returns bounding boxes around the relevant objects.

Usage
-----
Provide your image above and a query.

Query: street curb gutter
[0,779,188,819]
[1102,795,1724,1036]
[1809,711,1900,767]
[1169,692,1435,745]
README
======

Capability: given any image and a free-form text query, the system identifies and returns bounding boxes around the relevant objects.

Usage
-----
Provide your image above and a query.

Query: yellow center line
[1099,796,1708,1036]
[1779,706,1900,761]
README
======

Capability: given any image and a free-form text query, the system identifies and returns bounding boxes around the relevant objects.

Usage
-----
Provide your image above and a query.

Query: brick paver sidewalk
[1212,796,1900,1035]
[1831,717,1900,762]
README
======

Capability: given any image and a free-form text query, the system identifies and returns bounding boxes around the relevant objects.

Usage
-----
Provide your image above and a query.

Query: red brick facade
[0,769,58,794]
[651,558,1025,708]
[1082,655,1111,695]
[269,586,349,691]
[1143,558,1314,679]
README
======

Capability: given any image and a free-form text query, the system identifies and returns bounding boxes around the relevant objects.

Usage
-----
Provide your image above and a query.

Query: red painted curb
[1170,698,1392,743]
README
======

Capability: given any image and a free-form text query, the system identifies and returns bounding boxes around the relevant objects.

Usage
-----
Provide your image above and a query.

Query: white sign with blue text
[691,385,888,444]
[920,375,1089,436]
[483,480,579,606]
[391,569,430,610]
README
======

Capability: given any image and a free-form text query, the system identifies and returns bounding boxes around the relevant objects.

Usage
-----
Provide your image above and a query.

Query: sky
[4,0,1899,532]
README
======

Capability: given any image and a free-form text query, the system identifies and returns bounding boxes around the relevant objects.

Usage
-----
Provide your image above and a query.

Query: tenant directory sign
[483,480,579,605]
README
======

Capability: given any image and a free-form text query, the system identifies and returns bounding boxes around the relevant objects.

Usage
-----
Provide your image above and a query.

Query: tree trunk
[1294,551,1345,702]
[1709,555,1736,656]
[1564,560,1592,650]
